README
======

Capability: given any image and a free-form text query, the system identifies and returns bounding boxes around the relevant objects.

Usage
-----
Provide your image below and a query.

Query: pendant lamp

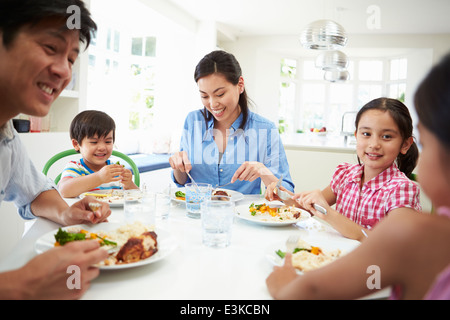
[324,70,350,82]
[315,50,349,71]
[300,19,348,50]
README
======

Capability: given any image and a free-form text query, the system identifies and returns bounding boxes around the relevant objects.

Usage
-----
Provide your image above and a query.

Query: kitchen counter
[281,133,356,153]
[281,133,358,192]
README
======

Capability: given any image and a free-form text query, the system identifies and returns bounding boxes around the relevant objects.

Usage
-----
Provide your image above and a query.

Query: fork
[186,171,201,192]
[107,246,120,255]
[313,203,327,215]
[285,235,299,253]
[213,181,232,190]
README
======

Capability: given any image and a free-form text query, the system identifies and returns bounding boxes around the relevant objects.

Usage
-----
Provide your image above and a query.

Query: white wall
[220,34,450,122]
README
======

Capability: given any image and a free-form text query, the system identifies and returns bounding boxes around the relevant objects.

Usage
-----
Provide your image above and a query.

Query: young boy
[58,110,138,198]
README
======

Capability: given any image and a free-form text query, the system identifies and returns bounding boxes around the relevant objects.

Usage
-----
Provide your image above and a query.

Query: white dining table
[0,194,388,300]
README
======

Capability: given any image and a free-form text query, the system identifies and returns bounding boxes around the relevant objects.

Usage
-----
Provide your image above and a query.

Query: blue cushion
[123,153,171,173]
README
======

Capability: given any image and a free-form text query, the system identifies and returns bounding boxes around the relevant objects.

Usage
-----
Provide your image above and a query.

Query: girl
[266,53,450,300]
[170,50,294,194]
[266,98,421,241]
[59,110,138,198]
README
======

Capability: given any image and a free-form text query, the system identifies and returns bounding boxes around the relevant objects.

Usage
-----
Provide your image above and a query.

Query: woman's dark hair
[194,50,250,130]
[414,53,450,153]
[0,0,97,48]
[70,110,116,149]
[355,97,419,177]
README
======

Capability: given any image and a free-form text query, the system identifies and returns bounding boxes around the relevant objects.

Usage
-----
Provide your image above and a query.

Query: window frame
[278,56,408,134]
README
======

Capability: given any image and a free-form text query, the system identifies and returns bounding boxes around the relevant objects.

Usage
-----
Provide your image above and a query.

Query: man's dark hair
[0,0,97,48]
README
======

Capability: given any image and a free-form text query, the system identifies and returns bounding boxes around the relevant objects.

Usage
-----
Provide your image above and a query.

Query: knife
[313,203,327,215]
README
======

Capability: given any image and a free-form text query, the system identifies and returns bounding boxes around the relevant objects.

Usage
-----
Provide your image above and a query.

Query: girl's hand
[266,253,298,299]
[293,190,329,218]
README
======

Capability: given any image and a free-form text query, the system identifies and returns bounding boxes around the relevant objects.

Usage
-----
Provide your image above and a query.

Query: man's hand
[16,240,108,300]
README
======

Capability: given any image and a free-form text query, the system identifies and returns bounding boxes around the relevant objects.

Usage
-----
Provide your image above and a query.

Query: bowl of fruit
[310,127,327,136]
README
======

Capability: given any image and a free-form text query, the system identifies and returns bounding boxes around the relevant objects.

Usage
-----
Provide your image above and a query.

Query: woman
[170,50,294,194]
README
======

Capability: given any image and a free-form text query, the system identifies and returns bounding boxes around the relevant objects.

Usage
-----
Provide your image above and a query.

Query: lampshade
[300,19,348,50]
[324,70,350,82]
[315,50,349,71]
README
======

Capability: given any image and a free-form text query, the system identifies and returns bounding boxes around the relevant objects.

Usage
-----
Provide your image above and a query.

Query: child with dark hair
[58,110,138,198]
[266,53,450,300]
[266,97,421,241]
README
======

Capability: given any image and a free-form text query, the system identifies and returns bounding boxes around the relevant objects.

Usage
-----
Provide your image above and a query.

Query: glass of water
[124,189,155,225]
[155,192,171,220]
[185,183,212,219]
[201,196,235,248]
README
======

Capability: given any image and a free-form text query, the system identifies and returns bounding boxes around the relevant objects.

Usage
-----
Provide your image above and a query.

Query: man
[0,0,111,299]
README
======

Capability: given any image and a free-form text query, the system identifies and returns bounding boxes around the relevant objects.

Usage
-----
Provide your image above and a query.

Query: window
[388,58,407,102]
[87,0,159,137]
[279,59,297,133]
[131,37,156,57]
[277,56,408,134]
[358,60,383,81]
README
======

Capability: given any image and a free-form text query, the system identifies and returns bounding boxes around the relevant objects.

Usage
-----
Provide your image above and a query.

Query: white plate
[171,187,244,203]
[35,223,178,270]
[79,190,127,207]
[265,237,359,273]
[235,201,310,227]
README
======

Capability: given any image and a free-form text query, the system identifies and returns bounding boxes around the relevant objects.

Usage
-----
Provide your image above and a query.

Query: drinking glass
[155,192,171,220]
[201,196,235,248]
[124,189,155,225]
[185,182,212,219]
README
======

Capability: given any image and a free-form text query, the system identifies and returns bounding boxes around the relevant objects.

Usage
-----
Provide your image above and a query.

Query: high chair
[42,149,140,186]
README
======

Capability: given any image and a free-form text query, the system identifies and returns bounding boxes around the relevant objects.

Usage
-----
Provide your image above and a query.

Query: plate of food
[265,236,357,273]
[35,222,178,270]
[235,201,310,226]
[172,187,244,203]
[79,189,140,207]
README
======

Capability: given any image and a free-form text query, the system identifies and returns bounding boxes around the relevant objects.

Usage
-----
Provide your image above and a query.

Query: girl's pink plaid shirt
[330,162,422,229]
